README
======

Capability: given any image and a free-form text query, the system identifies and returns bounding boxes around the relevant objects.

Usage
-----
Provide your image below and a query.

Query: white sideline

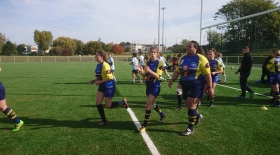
[126,107,160,155]
[217,84,272,98]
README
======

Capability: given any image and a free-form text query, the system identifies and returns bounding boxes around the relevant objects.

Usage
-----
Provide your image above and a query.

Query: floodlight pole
[199,0,204,45]
[161,7,166,52]
[158,0,161,50]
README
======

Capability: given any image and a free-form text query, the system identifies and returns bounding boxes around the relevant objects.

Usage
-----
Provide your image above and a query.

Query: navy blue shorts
[270,73,280,85]
[0,82,5,101]
[180,78,205,100]
[212,75,219,83]
[97,80,115,98]
[146,82,161,97]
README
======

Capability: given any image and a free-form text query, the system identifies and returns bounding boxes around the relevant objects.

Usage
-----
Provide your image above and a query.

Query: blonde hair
[217,52,223,58]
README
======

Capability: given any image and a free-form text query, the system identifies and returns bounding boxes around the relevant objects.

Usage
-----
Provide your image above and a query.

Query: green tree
[17,44,26,55]
[53,37,76,55]
[119,42,125,48]
[214,0,280,42]
[0,33,7,54]
[33,30,53,53]
[206,30,223,48]
[2,41,17,55]
[84,41,102,55]
[124,47,131,53]
[72,39,84,55]
[181,39,190,47]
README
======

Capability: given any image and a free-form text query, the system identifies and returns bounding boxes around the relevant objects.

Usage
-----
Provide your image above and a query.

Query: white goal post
[199,0,280,45]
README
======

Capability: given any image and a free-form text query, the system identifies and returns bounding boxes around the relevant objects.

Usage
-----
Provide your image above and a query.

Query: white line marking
[217,84,272,98]
[126,107,160,155]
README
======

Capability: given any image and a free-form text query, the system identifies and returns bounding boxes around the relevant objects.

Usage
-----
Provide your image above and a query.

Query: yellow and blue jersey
[143,59,163,83]
[209,59,223,75]
[267,57,280,74]
[95,61,114,81]
[176,54,210,81]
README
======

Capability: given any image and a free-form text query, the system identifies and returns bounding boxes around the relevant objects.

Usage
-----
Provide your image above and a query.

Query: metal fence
[0,56,267,65]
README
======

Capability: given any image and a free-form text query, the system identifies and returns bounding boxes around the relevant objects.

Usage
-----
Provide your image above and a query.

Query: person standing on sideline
[108,53,117,83]
[130,53,142,84]
[235,46,254,99]
[89,50,128,125]
[266,49,280,107]
[0,82,24,131]
[137,46,166,133]
[138,52,145,68]
[261,55,272,84]
[216,52,226,83]
[168,40,213,136]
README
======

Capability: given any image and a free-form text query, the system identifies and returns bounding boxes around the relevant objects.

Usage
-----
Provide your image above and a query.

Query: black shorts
[132,69,138,74]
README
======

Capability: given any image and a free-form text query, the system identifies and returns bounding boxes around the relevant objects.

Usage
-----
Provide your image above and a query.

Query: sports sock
[109,101,120,108]
[3,107,20,124]
[187,109,197,131]
[276,92,280,105]
[210,95,214,105]
[96,104,106,122]
[154,104,165,117]
[223,75,226,82]
[177,95,182,107]
[142,110,151,127]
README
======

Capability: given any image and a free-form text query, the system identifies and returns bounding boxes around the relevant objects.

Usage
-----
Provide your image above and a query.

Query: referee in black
[235,46,254,99]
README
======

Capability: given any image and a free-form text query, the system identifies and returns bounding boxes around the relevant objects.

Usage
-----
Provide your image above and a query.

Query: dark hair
[96,50,108,63]
[190,40,206,57]
[243,46,249,49]
[132,53,137,57]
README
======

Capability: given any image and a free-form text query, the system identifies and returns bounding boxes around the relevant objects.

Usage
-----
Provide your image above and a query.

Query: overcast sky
[1,0,279,47]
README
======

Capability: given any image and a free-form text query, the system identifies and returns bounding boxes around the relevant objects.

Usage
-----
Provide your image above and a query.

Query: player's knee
[176,88,182,95]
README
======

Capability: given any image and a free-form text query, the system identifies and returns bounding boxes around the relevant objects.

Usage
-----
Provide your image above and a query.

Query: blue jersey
[176,54,210,82]
[95,61,113,81]
[144,60,163,83]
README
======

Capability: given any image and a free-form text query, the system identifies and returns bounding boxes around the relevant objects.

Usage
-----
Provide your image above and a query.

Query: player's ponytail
[190,40,206,57]
[96,50,108,63]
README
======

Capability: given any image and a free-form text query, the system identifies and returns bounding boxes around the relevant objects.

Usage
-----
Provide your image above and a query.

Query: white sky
[0,0,279,47]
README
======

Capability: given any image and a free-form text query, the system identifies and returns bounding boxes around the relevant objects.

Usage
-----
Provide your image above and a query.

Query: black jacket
[238,52,252,72]
[262,55,272,69]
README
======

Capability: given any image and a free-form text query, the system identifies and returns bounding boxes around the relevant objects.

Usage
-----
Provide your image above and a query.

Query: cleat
[98,120,108,126]
[181,128,193,136]
[122,98,129,109]
[209,104,214,107]
[158,114,166,123]
[12,120,24,132]
[174,106,182,110]
[139,80,143,84]
[140,126,146,133]
[195,114,203,125]
[236,95,245,99]
[250,91,255,99]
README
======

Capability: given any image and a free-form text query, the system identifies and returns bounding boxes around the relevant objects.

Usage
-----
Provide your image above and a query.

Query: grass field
[0,61,279,155]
